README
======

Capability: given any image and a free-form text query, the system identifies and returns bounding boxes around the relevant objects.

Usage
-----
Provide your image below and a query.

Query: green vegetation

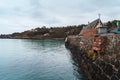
[105,20,120,29]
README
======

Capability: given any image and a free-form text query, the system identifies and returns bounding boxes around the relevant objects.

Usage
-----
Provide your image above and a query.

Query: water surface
[0,39,85,80]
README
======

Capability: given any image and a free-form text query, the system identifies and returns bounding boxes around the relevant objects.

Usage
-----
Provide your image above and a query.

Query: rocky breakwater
[65,34,120,80]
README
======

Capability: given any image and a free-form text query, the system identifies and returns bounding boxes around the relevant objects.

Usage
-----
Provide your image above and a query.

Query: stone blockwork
[65,34,120,80]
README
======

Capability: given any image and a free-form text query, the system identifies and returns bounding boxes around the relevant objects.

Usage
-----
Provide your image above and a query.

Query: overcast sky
[0,0,120,34]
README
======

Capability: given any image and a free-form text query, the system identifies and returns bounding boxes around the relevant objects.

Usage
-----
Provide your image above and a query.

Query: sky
[0,0,120,34]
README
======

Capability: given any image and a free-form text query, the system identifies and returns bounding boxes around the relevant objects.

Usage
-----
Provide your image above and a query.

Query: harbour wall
[65,34,120,80]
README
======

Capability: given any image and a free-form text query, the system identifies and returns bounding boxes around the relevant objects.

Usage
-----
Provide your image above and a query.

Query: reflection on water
[0,39,85,80]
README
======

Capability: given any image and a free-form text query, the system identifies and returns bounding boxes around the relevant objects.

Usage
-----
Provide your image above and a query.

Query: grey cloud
[91,0,120,8]
[0,0,120,34]
[29,0,44,18]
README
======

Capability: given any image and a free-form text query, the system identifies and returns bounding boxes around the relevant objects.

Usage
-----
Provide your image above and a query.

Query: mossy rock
[87,50,97,60]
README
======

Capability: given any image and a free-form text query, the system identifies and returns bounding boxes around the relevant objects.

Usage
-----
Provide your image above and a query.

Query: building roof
[79,26,87,35]
[79,18,103,35]
[86,18,102,29]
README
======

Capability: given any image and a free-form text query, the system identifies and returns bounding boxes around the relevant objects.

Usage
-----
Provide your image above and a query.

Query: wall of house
[83,28,97,37]
[65,34,120,80]
[96,22,102,28]
[98,28,107,34]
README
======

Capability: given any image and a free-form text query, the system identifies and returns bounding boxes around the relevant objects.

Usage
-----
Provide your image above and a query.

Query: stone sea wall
[65,34,120,80]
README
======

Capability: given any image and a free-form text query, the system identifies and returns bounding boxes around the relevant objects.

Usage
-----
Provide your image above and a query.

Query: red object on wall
[92,36,103,52]
[83,28,97,37]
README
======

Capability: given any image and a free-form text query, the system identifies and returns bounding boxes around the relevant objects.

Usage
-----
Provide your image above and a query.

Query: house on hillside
[79,18,108,54]
[79,18,107,37]
[79,18,120,56]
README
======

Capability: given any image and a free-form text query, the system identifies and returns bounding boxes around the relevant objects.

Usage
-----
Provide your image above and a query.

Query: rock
[65,34,120,80]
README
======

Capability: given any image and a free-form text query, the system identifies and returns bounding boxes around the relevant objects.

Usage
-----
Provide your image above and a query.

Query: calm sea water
[0,39,85,80]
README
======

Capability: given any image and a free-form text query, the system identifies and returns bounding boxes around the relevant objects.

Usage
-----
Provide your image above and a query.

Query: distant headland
[0,25,84,39]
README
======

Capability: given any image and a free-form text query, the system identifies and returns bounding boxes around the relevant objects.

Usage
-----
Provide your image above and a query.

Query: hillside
[0,25,84,39]
[0,20,120,39]
[16,25,84,39]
